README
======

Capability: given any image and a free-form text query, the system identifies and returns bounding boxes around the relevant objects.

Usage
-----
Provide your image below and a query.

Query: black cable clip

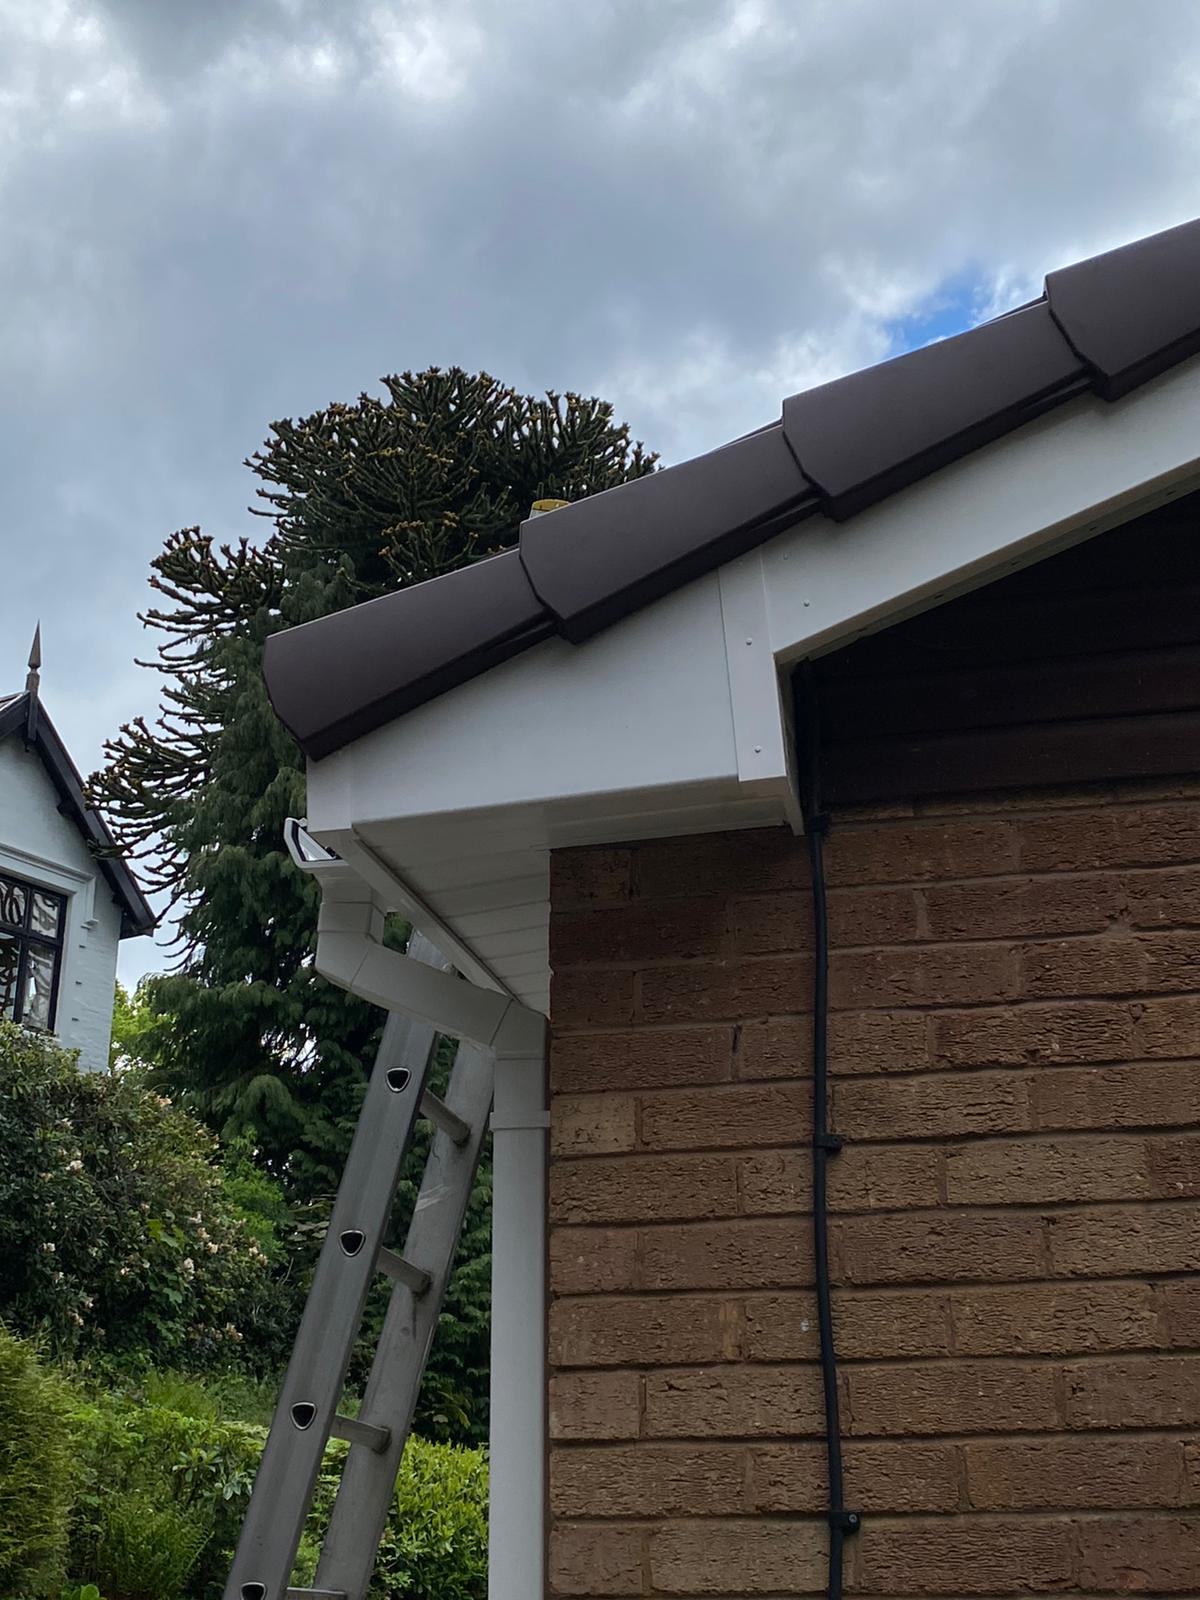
[806,809,832,838]
[814,1131,844,1154]
[829,1509,862,1536]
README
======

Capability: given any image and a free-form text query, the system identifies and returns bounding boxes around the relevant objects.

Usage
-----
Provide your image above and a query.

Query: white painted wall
[0,738,123,1071]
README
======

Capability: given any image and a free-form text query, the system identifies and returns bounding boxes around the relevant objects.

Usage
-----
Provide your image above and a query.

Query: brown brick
[550,1295,741,1368]
[649,1518,826,1594]
[644,1363,825,1438]
[550,1154,739,1226]
[831,1010,932,1075]
[945,1134,1149,1206]
[1137,995,1200,1057]
[1149,1133,1200,1199]
[924,873,1121,940]
[639,956,812,1023]
[825,818,1019,886]
[731,890,814,955]
[1023,930,1200,999]
[733,886,922,954]
[551,896,726,966]
[550,1442,746,1517]
[932,1000,1134,1067]
[952,1282,1159,1356]
[552,969,636,1030]
[550,1025,733,1093]
[632,827,808,899]
[550,1227,636,1295]
[965,1435,1187,1509]
[1032,1059,1200,1131]
[1077,1513,1200,1592]
[736,1011,931,1080]
[847,1360,1057,1436]
[830,942,1018,1010]
[750,1439,959,1513]
[736,1015,811,1079]
[740,1145,941,1216]
[1064,1355,1200,1427]
[551,846,632,907]
[855,1515,1075,1594]
[548,1521,645,1595]
[551,1094,637,1157]
[1020,803,1200,873]
[831,885,925,946]
[641,1216,813,1291]
[549,1370,640,1441]
[1126,864,1200,928]
[1047,1201,1200,1277]
[639,1081,810,1151]
[838,1209,1049,1286]
[835,1071,1032,1142]
[1161,1279,1200,1346]
[744,1290,951,1363]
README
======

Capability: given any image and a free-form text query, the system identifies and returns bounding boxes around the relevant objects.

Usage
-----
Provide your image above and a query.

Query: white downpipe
[488,1018,549,1600]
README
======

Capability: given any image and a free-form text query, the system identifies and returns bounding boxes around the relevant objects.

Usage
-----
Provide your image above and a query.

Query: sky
[1,0,1198,983]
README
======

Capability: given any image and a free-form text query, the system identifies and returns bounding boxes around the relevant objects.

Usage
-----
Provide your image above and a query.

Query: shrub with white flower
[0,1020,290,1370]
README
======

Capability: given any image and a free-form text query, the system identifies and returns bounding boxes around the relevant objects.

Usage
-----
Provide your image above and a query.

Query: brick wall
[545,781,1200,1598]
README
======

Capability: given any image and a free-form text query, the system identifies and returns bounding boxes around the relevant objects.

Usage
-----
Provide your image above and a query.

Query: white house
[0,633,154,1070]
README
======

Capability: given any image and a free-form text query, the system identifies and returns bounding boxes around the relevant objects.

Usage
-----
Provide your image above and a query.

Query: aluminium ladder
[223,931,494,1600]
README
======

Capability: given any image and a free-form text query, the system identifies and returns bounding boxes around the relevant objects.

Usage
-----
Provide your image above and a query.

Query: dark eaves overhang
[0,694,156,938]
[265,215,1200,762]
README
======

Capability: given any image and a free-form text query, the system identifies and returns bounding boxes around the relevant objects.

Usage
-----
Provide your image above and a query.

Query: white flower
[181,1257,195,1277]
[66,1160,83,1173]
[40,1241,55,1254]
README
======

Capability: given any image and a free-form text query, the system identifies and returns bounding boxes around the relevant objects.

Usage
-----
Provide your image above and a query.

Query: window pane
[0,878,27,930]
[21,944,57,1029]
[0,933,18,1019]
[31,892,62,939]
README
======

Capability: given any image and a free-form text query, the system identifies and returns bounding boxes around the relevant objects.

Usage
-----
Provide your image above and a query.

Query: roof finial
[26,622,41,694]
[24,622,41,744]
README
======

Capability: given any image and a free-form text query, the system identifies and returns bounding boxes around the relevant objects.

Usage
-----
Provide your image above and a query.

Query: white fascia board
[760,356,1200,668]
[305,570,740,835]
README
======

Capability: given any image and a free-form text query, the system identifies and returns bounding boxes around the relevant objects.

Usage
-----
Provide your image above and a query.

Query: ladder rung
[286,1590,347,1599]
[420,1089,471,1144]
[329,1413,391,1453]
[376,1246,431,1295]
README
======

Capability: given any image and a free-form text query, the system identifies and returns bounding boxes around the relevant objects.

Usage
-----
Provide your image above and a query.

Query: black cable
[798,663,860,1599]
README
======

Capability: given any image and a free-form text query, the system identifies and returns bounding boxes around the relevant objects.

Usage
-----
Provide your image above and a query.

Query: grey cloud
[0,0,1198,980]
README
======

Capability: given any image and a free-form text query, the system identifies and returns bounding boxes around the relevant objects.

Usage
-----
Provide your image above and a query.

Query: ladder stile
[222,934,452,1600]
[314,1039,495,1600]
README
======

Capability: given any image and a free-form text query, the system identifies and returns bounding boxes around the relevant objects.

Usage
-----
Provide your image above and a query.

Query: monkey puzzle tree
[92,369,655,1434]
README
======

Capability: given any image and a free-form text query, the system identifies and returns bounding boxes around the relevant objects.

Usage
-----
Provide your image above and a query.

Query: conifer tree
[92,370,655,1434]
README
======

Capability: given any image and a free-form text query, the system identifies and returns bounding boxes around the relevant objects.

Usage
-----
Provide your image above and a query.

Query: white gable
[0,737,123,1070]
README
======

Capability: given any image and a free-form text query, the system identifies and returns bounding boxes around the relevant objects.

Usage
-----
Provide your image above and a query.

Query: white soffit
[304,355,1200,1013]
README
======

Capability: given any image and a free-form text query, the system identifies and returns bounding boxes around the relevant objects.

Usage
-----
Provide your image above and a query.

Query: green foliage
[60,1586,104,1600]
[0,1327,74,1598]
[373,1437,487,1599]
[0,1022,292,1371]
[62,1378,486,1600]
[90,368,656,1436]
[108,984,156,1073]
[94,1498,209,1600]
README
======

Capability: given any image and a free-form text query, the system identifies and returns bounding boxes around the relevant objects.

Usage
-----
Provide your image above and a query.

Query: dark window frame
[0,870,66,1031]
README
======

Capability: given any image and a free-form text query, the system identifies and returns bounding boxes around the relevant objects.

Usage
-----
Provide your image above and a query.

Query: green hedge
[0,1330,488,1600]
[63,1380,487,1600]
[0,1327,73,1598]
